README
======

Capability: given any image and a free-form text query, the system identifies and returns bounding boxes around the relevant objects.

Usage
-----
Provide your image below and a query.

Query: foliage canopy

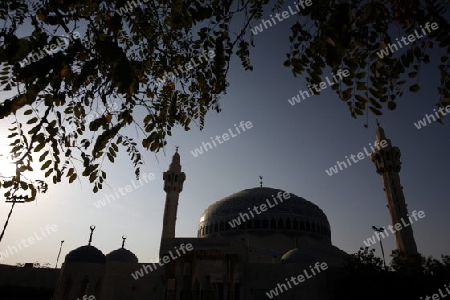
[0,0,448,199]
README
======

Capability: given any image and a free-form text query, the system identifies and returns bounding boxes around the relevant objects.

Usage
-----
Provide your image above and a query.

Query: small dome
[65,245,106,264]
[106,248,138,263]
[281,247,317,264]
[281,245,346,267]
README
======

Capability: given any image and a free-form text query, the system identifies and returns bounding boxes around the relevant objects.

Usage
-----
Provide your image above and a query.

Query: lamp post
[55,240,64,269]
[372,226,387,270]
[0,163,23,243]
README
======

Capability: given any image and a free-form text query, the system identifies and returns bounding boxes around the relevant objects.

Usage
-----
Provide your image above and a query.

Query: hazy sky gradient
[0,2,449,267]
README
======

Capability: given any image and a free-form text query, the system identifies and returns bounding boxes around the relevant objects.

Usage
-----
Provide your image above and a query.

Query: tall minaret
[370,124,418,254]
[160,148,186,241]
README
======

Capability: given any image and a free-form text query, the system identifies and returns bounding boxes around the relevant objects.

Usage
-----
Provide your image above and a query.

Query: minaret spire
[370,124,418,255]
[122,235,127,248]
[160,148,186,254]
[88,225,95,246]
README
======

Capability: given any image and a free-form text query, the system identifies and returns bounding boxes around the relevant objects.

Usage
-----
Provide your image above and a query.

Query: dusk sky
[0,1,449,268]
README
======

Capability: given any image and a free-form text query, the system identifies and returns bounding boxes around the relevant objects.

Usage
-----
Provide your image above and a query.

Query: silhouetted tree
[0,0,448,197]
[332,247,450,300]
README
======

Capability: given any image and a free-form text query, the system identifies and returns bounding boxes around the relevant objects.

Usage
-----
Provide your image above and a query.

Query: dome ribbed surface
[198,187,331,239]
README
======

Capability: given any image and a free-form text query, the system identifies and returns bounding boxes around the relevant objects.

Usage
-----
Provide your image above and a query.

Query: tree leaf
[409,84,420,93]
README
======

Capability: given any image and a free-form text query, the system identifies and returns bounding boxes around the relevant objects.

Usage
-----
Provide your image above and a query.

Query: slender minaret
[160,148,186,241]
[370,124,418,254]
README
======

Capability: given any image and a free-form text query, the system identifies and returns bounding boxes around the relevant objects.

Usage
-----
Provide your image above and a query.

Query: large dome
[281,245,346,267]
[198,187,331,242]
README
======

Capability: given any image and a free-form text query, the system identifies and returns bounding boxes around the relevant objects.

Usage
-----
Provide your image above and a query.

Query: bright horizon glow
[0,143,17,178]
[0,141,46,183]
[0,159,17,177]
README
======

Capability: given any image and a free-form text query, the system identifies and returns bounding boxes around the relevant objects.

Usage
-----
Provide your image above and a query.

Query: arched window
[270,218,276,229]
[238,220,245,230]
[226,220,231,230]
[94,277,102,299]
[278,218,284,229]
[77,276,89,299]
[254,219,261,229]
[262,218,269,229]
[220,221,225,231]
[285,218,291,230]
[293,219,299,230]
[214,222,218,232]
[232,221,238,230]
[300,221,305,230]
[306,221,310,231]
[246,219,253,229]
[62,277,72,299]
[311,222,316,233]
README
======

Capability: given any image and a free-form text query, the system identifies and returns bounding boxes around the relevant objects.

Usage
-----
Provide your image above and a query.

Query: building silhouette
[0,139,429,299]
[50,150,346,299]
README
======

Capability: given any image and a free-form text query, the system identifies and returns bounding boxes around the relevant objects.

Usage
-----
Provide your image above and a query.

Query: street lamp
[55,240,64,269]
[372,226,387,270]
